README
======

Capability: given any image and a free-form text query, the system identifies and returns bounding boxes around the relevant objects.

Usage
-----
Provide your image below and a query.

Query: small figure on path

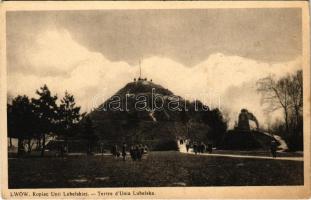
[130,145,136,161]
[111,144,119,158]
[140,144,144,156]
[136,145,142,161]
[270,140,277,158]
[186,142,190,153]
[122,143,127,161]
[144,145,148,154]
[100,143,104,156]
[200,142,206,153]
[207,141,213,154]
[197,142,201,154]
[111,145,114,155]
[193,142,198,155]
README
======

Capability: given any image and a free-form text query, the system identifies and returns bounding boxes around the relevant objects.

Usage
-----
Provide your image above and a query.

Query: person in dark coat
[271,140,277,158]
[139,144,144,156]
[100,143,104,156]
[111,145,115,157]
[144,145,148,154]
[186,142,190,153]
[130,146,134,160]
[122,143,127,161]
[197,143,201,154]
[207,142,213,154]
[200,142,206,153]
[136,145,142,161]
[193,142,198,155]
[112,144,119,157]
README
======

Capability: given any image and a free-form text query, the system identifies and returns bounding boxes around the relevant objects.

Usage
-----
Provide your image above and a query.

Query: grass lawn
[8,151,303,188]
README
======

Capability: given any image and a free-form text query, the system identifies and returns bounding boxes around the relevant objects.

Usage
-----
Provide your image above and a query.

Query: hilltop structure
[133,60,152,83]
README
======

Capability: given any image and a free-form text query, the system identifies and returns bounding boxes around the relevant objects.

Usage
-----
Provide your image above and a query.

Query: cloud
[140,54,301,128]
[8,28,301,127]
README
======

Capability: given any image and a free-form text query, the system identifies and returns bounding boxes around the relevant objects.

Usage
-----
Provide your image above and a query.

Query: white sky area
[7,28,301,128]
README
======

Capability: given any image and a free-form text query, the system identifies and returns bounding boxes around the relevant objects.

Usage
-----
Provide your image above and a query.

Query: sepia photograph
[0,1,310,199]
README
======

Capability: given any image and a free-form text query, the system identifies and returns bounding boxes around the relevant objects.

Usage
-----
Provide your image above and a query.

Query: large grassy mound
[74,80,224,151]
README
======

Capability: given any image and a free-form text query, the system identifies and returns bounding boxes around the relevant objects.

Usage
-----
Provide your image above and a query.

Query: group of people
[181,138,279,158]
[129,144,147,161]
[111,144,121,158]
[181,139,213,154]
[111,143,148,161]
[192,141,213,154]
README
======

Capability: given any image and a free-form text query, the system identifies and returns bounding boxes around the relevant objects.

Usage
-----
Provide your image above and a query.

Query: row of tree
[7,84,94,156]
[257,70,303,151]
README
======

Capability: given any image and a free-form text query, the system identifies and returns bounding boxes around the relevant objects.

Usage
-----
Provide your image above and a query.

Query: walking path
[178,142,303,162]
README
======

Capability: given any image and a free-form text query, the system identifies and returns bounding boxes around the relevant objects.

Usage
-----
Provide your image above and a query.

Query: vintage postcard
[0,1,310,199]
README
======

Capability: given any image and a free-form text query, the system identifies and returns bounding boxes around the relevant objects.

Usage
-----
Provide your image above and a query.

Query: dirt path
[178,143,303,162]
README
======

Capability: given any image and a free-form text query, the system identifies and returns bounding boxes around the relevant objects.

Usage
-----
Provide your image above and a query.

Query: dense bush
[153,140,179,151]
[218,130,262,150]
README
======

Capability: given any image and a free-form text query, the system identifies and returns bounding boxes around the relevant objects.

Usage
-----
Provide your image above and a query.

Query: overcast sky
[6,8,302,127]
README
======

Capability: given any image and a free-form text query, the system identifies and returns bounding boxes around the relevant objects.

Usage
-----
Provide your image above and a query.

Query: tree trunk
[41,134,46,157]
[294,106,301,130]
[284,108,289,136]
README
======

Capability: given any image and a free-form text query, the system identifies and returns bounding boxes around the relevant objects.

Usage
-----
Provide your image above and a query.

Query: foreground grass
[9,151,303,188]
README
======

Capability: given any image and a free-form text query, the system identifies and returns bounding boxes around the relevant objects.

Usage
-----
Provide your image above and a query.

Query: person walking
[200,142,206,153]
[186,142,190,153]
[139,144,144,156]
[136,145,142,161]
[130,145,135,161]
[122,143,127,161]
[144,145,148,154]
[271,140,277,158]
[112,144,119,158]
[197,142,201,154]
[100,143,104,157]
[207,141,213,154]
[193,142,198,155]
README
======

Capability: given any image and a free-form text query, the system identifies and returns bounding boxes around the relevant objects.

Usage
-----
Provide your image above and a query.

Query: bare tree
[257,70,303,150]
[287,70,303,130]
[256,74,292,136]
